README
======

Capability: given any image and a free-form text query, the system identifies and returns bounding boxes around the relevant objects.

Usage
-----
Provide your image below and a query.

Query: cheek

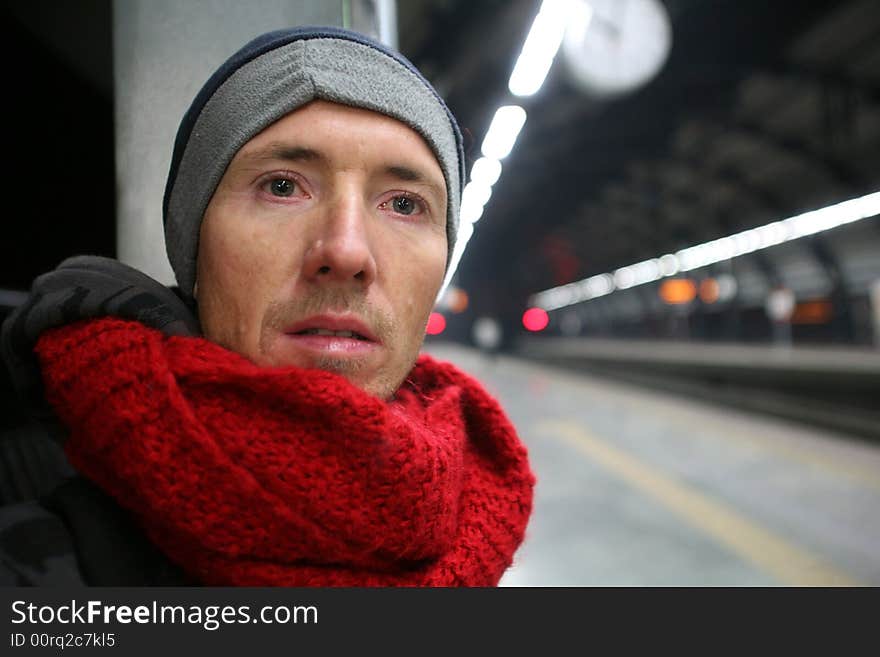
[201,223,254,300]
[395,243,446,332]
[197,212,282,351]
[202,221,266,285]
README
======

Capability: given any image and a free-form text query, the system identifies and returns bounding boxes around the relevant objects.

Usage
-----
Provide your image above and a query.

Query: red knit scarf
[35,318,534,586]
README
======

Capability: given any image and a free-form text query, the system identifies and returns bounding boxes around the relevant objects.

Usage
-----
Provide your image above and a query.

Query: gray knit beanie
[163,26,465,300]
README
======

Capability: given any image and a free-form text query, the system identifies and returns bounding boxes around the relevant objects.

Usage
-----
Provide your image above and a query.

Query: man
[0,27,534,586]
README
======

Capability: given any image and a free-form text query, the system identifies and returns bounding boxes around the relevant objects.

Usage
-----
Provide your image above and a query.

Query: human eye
[381,193,426,217]
[268,178,297,197]
[258,172,309,200]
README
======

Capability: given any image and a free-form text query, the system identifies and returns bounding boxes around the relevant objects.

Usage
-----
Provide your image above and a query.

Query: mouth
[280,314,382,357]
[285,314,380,343]
[293,327,372,341]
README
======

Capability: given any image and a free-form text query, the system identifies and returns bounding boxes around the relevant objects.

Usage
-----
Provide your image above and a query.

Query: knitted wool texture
[35,318,534,586]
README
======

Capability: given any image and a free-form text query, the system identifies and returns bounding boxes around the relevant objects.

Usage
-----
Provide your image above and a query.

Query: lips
[296,328,369,340]
[284,314,381,344]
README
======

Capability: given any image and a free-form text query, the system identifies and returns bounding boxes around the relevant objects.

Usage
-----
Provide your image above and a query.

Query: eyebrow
[384,165,446,199]
[386,165,428,183]
[241,143,323,163]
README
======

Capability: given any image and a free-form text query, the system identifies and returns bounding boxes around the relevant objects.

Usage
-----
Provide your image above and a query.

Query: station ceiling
[398,0,880,322]
[3,1,879,326]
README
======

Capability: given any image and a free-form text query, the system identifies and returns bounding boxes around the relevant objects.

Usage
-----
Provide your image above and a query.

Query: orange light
[660,279,697,305]
[699,278,720,304]
[426,312,446,335]
[791,300,833,324]
[522,307,549,331]
[447,288,469,314]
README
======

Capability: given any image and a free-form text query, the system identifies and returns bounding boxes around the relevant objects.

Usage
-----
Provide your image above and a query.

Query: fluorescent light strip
[481,105,528,160]
[440,221,475,298]
[509,0,583,97]
[438,106,527,300]
[461,181,492,224]
[436,2,577,302]
[531,190,880,311]
[470,157,502,186]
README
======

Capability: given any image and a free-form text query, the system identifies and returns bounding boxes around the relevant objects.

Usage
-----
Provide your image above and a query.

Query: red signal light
[522,307,549,332]
[426,312,446,335]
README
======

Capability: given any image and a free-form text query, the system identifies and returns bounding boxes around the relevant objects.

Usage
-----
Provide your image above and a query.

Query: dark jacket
[0,256,201,586]
[0,425,192,586]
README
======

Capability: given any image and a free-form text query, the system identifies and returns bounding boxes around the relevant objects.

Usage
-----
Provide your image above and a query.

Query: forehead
[237,100,443,172]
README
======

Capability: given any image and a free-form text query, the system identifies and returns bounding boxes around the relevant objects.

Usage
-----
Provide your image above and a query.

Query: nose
[302,192,378,287]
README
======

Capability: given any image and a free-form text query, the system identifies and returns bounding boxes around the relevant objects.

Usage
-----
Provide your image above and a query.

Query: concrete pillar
[113,0,396,285]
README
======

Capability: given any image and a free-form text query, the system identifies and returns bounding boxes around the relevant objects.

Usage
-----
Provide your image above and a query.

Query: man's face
[196,100,448,399]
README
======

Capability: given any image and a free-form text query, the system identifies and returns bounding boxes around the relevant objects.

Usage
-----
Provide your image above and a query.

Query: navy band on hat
[163,26,465,299]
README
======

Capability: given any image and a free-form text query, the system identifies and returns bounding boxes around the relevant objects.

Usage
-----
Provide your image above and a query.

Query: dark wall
[2,1,116,292]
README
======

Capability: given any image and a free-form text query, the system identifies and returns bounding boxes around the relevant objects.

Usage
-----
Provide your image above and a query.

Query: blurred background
[2,0,879,585]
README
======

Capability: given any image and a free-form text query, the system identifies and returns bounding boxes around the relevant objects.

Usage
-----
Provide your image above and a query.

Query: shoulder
[0,478,195,587]
[0,499,86,586]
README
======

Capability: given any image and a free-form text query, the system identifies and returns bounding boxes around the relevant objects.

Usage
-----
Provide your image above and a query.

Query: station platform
[424,343,880,586]
[515,337,880,441]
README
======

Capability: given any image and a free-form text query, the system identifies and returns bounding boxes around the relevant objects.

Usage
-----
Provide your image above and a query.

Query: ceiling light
[530,190,880,311]
[438,221,475,301]
[460,181,493,224]
[508,0,575,97]
[481,105,527,160]
[470,157,503,187]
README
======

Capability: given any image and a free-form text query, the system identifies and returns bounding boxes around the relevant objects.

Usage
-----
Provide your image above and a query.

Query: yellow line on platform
[506,357,880,491]
[718,432,880,492]
[537,419,862,586]
[645,404,880,492]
